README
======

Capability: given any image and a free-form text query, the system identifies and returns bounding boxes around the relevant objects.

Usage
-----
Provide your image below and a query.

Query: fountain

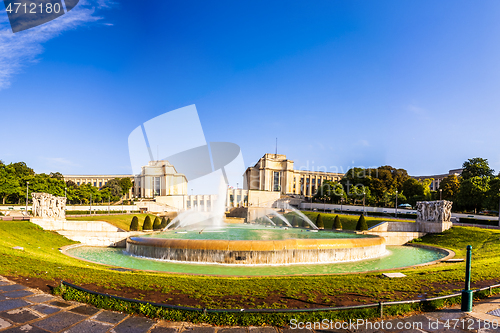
[125,178,387,265]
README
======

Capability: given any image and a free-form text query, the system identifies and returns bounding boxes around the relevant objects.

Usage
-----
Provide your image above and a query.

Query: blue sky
[1,0,500,177]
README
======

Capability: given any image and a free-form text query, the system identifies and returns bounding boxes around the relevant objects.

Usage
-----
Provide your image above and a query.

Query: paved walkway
[1,276,500,332]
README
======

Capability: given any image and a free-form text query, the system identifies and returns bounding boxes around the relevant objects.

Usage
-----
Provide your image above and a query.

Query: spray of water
[163,176,227,230]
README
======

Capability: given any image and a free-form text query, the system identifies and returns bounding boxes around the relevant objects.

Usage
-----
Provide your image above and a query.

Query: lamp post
[395,190,398,218]
[340,197,343,214]
[498,188,500,227]
[108,193,110,215]
[363,191,366,215]
[64,187,67,213]
[25,181,29,214]
[90,193,92,215]
[440,189,442,200]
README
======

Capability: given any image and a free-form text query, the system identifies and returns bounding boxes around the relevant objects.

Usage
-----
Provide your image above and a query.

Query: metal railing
[60,281,500,317]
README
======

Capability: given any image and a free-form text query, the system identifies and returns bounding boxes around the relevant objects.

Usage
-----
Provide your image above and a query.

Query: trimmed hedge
[333,215,342,230]
[316,214,324,229]
[153,217,162,230]
[356,214,368,231]
[130,216,140,231]
[143,216,153,230]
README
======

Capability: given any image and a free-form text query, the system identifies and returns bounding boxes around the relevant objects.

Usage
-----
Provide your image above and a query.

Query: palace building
[244,154,344,197]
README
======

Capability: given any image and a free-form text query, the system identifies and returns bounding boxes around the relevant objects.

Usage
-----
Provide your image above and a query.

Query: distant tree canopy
[0,160,131,205]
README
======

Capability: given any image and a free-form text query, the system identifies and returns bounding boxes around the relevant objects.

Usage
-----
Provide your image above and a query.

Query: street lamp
[25,181,29,215]
[440,189,442,200]
[340,197,343,214]
[395,190,398,218]
[64,187,67,213]
[363,191,366,215]
[90,193,92,215]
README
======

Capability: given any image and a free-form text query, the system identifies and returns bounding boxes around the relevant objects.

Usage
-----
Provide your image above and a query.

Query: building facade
[245,154,344,197]
[413,168,463,191]
[63,174,134,198]
[134,160,188,198]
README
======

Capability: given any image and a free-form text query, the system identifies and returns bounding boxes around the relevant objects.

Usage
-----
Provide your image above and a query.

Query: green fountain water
[65,223,448,275]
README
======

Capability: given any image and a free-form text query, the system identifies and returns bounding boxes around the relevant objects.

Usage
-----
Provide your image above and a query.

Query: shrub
[356,214,368,231]
[130,216,140,231]
[301,218,308,228]
[160,217,168,229]
[316,214,324,229]
[333,215,342,230]
[143,215,153,230]
[153,217,161,230]
[292,215,299,227]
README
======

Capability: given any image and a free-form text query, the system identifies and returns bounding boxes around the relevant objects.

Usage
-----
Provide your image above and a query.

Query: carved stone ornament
[32,193,66,219]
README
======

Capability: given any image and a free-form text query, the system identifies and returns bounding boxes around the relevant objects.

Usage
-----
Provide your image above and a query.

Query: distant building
[245,153,344,197]
[134,160,187,198]
[63,174,134,198]
[412,168,463,191]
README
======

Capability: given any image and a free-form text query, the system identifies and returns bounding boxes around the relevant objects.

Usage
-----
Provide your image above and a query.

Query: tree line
[313,158,500,213]
[0,161,133,205]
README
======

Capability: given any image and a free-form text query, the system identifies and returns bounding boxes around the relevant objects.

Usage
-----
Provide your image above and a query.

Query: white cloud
[0,0,112,90]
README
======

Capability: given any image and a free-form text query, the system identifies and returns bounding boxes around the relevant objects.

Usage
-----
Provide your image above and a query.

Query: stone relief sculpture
[416,200,452,223]
[32,193,66,219]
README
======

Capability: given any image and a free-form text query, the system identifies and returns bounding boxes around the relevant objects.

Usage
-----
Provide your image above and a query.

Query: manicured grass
[66,214,157,231]
[1,221,500,325]
[291,211,411,230]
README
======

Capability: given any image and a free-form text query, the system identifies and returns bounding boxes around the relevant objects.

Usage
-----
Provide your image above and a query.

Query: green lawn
[3,219,500,326]
[66,214,157,231]
[291,211,411,230]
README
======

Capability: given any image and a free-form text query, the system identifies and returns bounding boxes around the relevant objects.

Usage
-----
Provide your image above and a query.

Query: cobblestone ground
[1,276,500,332]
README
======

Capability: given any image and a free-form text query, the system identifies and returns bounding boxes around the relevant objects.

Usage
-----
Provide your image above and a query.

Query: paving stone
[218,328,247,333]
[62,319,112,333]
[0,324,51,333]
[314,329,349,333]
[69,305,100,316]
[281,329,313,333]
[112,316,156,333]
[0,299,30,312]
[150,327,180,333]
[1,290,34,299]
[25,294,55,303]
[0,284,26,292]
[248,328,277,333]
[183,327,216,333]
[31,304,61,315]
[92,310,128,324]
[48,300,72,308]
[33,311,86,332]
[0,281,11,286]
[0,307,41,323]
[0,317,12,330]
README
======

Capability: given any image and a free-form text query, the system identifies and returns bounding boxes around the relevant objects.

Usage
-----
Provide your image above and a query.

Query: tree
[333,215,342,230]
[456,176,490,213]
[356,214,368,231]
[130,216,140,231]
[119,178,133,196]
[160,217,169,229]
[102,178,123,201]
[461,158,494,180]
[485,177,500,211]
[153,216,162,230]
[439,175,460,200]
[143,216,153,230]
[0,164,19,204]
[315,214,324,229]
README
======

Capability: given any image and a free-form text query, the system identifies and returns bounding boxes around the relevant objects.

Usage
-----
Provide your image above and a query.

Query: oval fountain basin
[125,225,386,265]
